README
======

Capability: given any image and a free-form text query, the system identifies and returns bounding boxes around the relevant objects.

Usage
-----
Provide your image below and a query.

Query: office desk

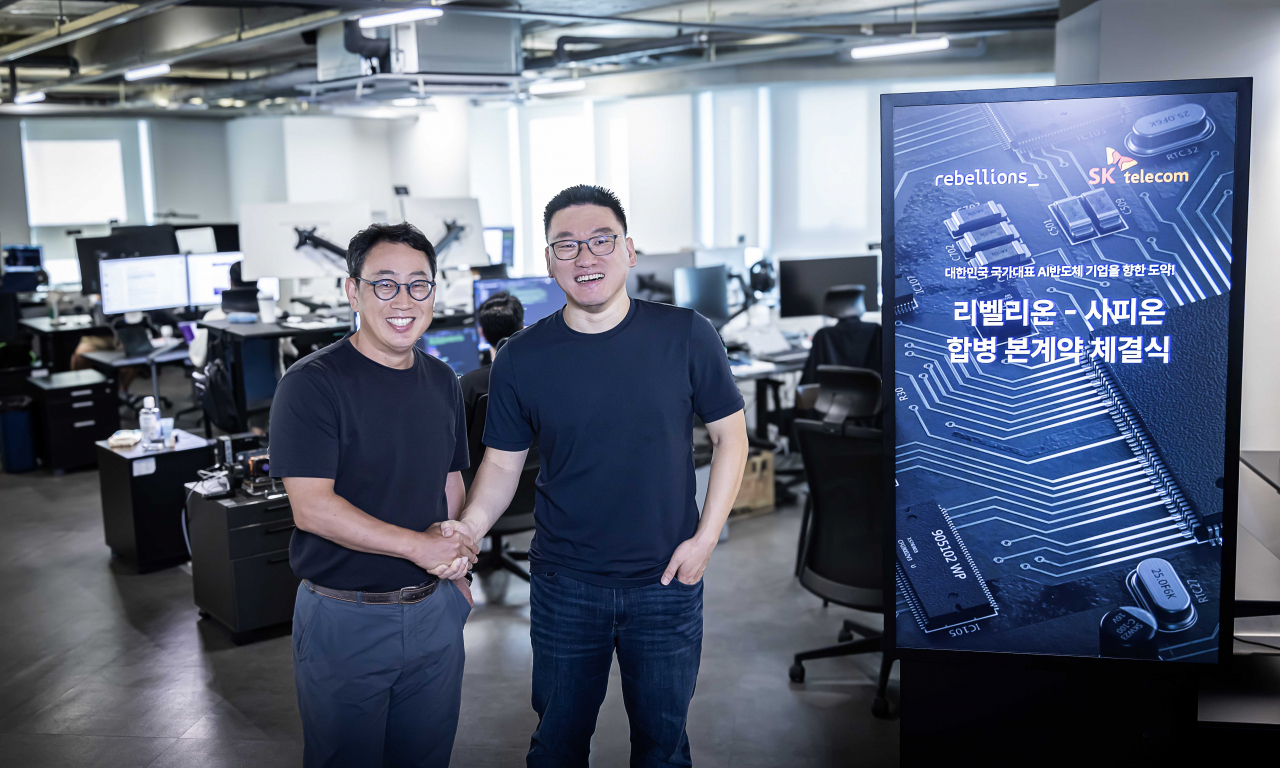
[95,429,215,572]
[19,316,111,373]
[731,358,806,441]
[198,317,348,418]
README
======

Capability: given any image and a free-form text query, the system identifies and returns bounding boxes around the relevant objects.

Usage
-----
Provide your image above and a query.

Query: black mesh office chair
[463,394,537,581]
[789,419,895,718]
[794,365,881,575]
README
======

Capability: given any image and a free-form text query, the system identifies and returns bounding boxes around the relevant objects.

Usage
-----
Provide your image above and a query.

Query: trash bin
[0,395,35,473]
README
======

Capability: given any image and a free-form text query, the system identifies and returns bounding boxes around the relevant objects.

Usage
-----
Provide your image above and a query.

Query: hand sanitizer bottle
[139,396,160,445]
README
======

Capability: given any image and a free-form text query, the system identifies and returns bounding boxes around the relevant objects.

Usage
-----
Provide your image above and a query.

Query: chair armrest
[796,384,821,411]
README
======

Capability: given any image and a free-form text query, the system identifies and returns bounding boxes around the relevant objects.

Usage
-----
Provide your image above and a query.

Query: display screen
[889,87,1243,662]
[417,326,482,376]
[100,254,190,315]
[473,277,566,351]
[186,252,279,305]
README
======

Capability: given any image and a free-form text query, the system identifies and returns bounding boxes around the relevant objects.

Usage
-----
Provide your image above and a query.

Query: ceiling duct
[522,32,763,71]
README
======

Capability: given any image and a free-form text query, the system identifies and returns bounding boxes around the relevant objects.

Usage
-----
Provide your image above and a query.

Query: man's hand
[428,519,483,581]
[661,534,717,586]
[407,522,480,573]
[453,576,474,607]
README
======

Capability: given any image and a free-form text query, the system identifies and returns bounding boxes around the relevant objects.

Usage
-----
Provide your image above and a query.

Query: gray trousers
[292,580,471,768]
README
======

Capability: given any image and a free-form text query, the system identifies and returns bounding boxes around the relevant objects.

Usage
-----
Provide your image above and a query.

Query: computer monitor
[402,198,490,270]
[99,255,189,315]
[627,252,696,304]
[674,265,730,329]
[473,276,566,351]
[239,201,372,280]
[186,252,280,306]
[883,78,1253,665]
[76,230,184,295]
[2,245,41,272]
[42,257,81,287]
[416,326,481,376]
[175,223,239,252]
[483,227,514,266]
[779,256,880,317]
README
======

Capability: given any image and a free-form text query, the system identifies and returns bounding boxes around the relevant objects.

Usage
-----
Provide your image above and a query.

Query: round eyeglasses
[354,277,436,301]
[548,234,621,261]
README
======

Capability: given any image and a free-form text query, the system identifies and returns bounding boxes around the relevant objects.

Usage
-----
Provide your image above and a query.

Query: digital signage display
[882,80,1251,663]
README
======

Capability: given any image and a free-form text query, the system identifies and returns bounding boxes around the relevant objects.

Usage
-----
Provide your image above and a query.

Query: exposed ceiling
[0,0,1060,116]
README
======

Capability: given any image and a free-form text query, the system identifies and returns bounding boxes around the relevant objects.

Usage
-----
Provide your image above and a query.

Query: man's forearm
[457,450,525,539]
[285,480,420,560]
[696,422,750,543]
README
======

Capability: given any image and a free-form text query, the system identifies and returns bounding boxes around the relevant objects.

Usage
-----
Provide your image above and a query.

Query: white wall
[0,118,29,244]
[390,98,472,202]
[226,117,287,214]
[626,94,695,254]
[1055,0,1280,450]
[282,117,394,220]
[466,105,512,228]
[150,117,233,223]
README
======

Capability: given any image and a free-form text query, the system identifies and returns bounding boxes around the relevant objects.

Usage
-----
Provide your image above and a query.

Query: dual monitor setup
[96,252,279,315]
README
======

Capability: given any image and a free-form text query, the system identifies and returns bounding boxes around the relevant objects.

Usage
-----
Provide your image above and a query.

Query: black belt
[304,578,440,605]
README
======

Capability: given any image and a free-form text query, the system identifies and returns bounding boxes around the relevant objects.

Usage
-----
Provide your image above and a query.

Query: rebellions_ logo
[1088,147,1188,185]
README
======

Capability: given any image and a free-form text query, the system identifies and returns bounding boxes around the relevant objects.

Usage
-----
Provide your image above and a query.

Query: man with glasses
[270,222,482,768]
[439,185,750,766]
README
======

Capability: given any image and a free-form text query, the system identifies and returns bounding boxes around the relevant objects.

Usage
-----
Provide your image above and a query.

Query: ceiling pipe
[524,32,757,71]
[34,9,362,95]
[0,0,189,64]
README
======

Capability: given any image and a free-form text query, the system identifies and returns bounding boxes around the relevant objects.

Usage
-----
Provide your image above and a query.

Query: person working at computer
[799,284,882,384]
[460,290,524,429]
[268,222,482,768]
[438,184,751,767]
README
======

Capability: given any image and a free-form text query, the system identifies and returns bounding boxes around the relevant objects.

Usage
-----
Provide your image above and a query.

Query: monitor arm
[294,227,349,272]
[437,219,465,254]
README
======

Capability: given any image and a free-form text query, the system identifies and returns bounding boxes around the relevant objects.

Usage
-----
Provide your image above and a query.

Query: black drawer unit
[95,430,215,572]
[187,488,301,640]
[28,370,119,473]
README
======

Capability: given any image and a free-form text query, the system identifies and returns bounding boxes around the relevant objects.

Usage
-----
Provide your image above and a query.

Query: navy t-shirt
[483,299,744,588]
[269,336,469,592]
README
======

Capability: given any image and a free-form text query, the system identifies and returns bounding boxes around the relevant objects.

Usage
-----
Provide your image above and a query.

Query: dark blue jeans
[292,580,471,768]
[528,572,704,768]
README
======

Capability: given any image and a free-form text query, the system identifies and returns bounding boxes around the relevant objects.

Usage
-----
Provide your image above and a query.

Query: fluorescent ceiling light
[124,62,171,81]
[528,79,586,96]
[13,91,45,104]
[851,37,949,60]
[391,97,421,107]
[358,8,443,28]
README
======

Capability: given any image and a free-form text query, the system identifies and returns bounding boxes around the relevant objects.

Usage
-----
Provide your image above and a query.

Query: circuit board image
[890,92,1236,661]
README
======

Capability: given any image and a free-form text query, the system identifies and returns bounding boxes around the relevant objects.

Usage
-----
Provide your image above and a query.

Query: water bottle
[139,396,161,445]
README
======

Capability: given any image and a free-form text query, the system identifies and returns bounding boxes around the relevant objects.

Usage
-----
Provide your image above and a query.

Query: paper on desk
[730,360,778,377]
[282,320,342,330]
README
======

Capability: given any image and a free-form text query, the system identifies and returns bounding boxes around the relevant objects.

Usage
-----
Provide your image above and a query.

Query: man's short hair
[477,290,524,344]
[543,185,628,239]
[346,222,437,279]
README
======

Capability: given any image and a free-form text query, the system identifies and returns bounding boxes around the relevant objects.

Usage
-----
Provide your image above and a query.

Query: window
[22,139,129,226]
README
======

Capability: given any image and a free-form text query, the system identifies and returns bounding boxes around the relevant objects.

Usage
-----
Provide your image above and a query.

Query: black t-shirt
[269,336,469,592]
[459,363,491,433]
[483,299,744,588]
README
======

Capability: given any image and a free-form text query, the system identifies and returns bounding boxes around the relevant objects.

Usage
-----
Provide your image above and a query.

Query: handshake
[408,519,483,582]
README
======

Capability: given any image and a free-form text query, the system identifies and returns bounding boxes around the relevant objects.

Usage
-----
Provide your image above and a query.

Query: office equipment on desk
[175,227,218,255]
[790,419,894,718]
[108,225,181,256]
[483,226,515,266]
[471,264,508,280]
[187,252,281,306]
[95,429,214,572]
[187,485,300,638]
[28,369,119,474]
[627,252,695,304]
[174,223,239,253]
[473,276,566,351]
[1,245,43,293]
[779,256,880,317]
[99,254,189,314]
[41,257,81,288]
[463,394,536,582]
[674,264,730,329]
[417,326,481,376]
[239,201,371,280]
[401,197,490,269]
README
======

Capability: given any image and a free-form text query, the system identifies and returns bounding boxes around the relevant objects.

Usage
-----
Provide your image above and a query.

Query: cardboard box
[731,450,775,518]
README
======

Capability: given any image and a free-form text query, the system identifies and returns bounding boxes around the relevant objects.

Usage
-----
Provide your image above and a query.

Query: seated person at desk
[460,290,524,429]
[800,284,882,384]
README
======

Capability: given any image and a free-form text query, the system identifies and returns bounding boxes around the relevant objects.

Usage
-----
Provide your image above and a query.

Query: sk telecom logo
[1087,147,1137,184]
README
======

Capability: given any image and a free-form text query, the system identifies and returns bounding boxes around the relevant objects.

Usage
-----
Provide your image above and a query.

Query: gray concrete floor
[0,368,899,767]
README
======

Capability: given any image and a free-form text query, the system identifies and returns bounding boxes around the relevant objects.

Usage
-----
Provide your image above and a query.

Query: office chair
[792,365,881,575]
[789,419,894,718]
[463,394,537,581]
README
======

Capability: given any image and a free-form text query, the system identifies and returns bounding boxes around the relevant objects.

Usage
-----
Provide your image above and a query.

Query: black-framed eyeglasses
[354,276,436,301]
[548,234,621,261]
